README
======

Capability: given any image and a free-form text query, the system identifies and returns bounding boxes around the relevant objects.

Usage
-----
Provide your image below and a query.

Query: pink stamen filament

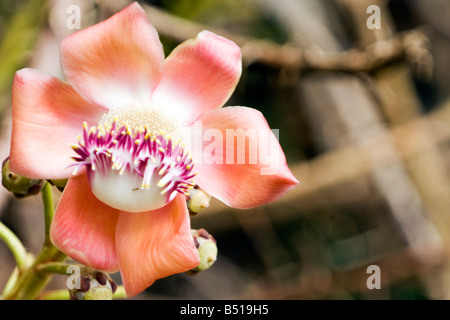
[70,121,196,197]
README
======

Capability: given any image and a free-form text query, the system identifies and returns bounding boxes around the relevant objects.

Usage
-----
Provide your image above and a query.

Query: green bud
[69,270,117,300]
[80,281,113,300]
[186,186,211,215]
[188,229,218,275]
[47,178,68,192]
[2,157,44,198]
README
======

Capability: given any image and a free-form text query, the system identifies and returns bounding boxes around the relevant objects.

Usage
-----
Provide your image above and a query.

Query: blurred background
[1,0,450,300]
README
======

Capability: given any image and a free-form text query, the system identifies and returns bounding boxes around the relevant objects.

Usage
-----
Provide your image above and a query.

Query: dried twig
[140,3,432,75]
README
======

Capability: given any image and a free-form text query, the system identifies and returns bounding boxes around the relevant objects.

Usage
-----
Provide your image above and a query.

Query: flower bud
[47,178,68,192]
[186,186,211,215]
[187,229,218,275]
[1,157,44,199]
[69,270,117,300]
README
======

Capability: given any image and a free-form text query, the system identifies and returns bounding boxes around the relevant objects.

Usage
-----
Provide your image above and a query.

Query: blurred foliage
[158,0,288,43]
[0,0,47,116]
[145,0,288,57]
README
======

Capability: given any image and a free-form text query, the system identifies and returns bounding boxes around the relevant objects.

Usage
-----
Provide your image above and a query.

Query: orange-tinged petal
[60,2,164,109]
[50,170,120,272]
[192,107,299,209]
[151,31,242,124]
[10,68,106,179]
[115,194,200,297]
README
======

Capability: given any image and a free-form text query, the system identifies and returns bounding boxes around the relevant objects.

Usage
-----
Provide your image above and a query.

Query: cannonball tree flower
[9,2,298,297]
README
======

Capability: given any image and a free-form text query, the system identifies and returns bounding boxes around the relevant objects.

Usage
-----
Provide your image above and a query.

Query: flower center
[98,101,191,148]
[70,102,196,212]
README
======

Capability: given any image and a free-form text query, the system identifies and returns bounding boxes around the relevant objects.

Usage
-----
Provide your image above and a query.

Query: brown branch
[140,3,432,74]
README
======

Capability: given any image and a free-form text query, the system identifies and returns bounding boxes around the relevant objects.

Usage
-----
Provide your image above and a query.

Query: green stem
[0,221,27,270]
[3,182,67,300]
[41,182,54,247]
[35,261,72,276]
[35,261,93,276]
[2,266,20,298]
[8,248,66,300]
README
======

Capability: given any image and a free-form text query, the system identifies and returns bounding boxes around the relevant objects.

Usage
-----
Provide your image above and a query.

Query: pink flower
[9,2,298,296]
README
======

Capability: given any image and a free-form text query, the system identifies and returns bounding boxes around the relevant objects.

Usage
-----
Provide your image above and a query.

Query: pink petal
[60,2,164,109]
[192,107,299,209]
[10,68,106,179]
[115,194,200,297]
[50,170,120,272]
[151,31,242,124]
